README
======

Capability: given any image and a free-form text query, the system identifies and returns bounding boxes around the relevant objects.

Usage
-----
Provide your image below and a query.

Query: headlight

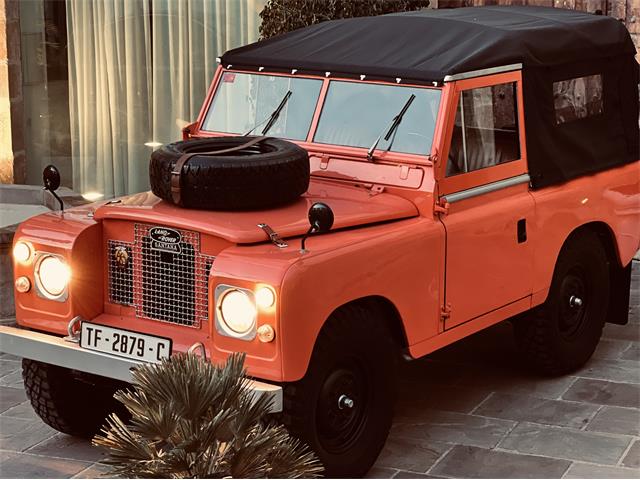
[13,241,32,264]
[216,287,257,339]
[35,255,70,300]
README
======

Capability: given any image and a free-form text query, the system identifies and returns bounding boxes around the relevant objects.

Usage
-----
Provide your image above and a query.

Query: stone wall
[0,0,24,185]
[437,0,639,56]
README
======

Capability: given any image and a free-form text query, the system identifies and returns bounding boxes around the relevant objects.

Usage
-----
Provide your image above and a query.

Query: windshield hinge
[258,223,288,249]
[368,184,385,196]
[434,197,449,216]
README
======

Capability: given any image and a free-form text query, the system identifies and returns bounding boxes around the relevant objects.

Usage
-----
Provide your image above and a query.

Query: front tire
[281,305,398,477]
[22,359,129,438]
[514,231,610,375]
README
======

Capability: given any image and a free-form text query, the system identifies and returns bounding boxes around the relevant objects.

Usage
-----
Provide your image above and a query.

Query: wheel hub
[316,363,368,454]
[559,268,588,339]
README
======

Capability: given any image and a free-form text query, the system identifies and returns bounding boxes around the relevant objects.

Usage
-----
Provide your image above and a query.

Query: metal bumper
[0,325,283,412]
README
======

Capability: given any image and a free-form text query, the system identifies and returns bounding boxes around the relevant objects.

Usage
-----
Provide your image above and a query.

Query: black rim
[558,265,589,339]
[316,359,369,454]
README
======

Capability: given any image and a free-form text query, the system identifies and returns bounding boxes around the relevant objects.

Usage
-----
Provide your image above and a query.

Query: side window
[553,74,603,125]
[446,82,520,177]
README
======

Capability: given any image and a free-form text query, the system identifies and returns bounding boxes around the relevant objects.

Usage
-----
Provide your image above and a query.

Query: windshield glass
[202,72,322,140]
[314,81,441,156]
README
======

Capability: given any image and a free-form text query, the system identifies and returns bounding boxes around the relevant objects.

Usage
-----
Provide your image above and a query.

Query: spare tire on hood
[149,136,310,211]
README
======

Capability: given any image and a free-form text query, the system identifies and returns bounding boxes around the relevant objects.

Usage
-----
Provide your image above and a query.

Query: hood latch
[258,223,288,249]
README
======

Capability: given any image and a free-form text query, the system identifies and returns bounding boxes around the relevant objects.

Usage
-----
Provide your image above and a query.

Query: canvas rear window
[553,74,603,125]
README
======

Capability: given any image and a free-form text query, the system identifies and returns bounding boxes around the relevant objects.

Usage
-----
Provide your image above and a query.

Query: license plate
[80,322,171,364]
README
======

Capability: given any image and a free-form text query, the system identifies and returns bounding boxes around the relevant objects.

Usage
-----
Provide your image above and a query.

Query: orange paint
[12,66,640,383]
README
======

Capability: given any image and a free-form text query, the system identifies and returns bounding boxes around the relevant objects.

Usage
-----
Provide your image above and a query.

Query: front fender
[279,217,444,382]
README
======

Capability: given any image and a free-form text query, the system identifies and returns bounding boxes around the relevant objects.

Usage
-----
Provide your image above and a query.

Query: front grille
[107,224,214,328]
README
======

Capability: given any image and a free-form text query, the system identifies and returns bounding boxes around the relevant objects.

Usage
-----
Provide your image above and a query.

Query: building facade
[0,0,638,199]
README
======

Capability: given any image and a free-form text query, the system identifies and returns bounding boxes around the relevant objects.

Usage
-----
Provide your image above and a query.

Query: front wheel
[514,231,610,375]
[280,305,398,477]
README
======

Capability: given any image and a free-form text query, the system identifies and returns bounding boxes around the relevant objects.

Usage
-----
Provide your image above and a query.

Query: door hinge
[440,303,452,322]
[434,198,449,216]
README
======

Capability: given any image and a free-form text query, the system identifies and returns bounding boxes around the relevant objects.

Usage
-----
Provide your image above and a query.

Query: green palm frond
[93,353,322,478]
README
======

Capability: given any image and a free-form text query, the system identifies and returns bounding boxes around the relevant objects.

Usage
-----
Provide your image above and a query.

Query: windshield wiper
[367,93,416,161]
[243,90,292,136]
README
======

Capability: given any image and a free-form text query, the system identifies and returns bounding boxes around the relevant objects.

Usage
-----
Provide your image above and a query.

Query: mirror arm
[300,225,316,253]
[46,187,64,211]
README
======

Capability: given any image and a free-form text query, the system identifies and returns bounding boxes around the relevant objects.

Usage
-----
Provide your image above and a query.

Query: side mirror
[42,164,64,211]
[301,202,334,252]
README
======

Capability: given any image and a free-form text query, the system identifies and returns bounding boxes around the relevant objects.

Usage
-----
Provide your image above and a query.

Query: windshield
[314,81,441,156]
[202,72,322,141]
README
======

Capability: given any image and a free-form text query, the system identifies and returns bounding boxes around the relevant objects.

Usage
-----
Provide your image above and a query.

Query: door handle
[517,219,527,243]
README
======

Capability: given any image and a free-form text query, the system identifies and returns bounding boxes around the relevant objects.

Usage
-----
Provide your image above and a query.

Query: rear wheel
[22,359,129,438]
[280,305,398,477]
[514,231,610,375]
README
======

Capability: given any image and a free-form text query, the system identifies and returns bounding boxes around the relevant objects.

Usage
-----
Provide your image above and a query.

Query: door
[437,71,535,329]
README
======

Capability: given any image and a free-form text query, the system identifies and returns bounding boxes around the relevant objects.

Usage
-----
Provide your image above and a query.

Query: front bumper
[0,325,283,412]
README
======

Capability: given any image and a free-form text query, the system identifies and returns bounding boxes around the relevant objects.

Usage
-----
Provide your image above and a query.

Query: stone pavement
[0,263,639,479]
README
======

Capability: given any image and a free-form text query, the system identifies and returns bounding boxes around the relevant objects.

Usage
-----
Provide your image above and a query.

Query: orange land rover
[1,6,638,477]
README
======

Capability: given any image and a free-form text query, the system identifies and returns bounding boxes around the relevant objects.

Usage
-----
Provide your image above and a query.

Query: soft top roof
[221,6,636,82]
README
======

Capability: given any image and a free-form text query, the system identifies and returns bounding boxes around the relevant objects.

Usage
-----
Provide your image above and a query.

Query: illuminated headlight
[216,286,257,339]
[13,241,32,264]
[35,255,70,300]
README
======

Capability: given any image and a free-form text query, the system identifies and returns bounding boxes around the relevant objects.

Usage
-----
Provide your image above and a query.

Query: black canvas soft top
[221,6,635,83]
[222,6,638,189]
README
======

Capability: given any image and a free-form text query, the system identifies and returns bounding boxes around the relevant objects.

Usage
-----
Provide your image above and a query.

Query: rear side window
[446,82,520,177]
[553,74,603,125]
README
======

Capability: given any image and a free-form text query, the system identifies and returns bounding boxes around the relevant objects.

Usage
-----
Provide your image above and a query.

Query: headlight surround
[35,254,70,300]
[215,286,257,339]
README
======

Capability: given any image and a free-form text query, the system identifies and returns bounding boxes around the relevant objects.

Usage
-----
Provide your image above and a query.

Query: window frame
[436,71,528,197]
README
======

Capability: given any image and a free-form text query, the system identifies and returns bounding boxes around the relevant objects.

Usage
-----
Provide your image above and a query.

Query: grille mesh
[108,241,133,305]
[108,224,214,329]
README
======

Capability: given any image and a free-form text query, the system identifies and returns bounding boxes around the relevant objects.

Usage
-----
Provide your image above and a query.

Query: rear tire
[22,359,129,438]
[514,231,610,375]
[280,305,398,477]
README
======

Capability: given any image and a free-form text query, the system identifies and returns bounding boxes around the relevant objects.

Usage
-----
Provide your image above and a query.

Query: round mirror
[308,202,334,233]
[43,165,61,192]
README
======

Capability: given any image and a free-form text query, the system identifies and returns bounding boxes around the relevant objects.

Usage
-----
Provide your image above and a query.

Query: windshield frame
[196,67,443,166]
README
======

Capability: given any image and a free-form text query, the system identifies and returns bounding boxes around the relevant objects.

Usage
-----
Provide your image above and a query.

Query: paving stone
[396,383,491,414]
[0,353,21,361]
[0,360,20,379]
[0,385,26,413]
[0,451,91,479]
[393,471,443,479]
[375,436,450,473]
[499,422,632,465]
[366,466,399,478]
[0,401,38,420]
[430,445,571,479]
[620,343,639,361]
[602,323,640,342]
[621,440,640,469]
[392,410,515,448]
[455,367,578,399]
[576,358,640,384]
[474,392,599,428]
[27,433,106,463]
[0,416,56,452]
[585,406,640,436]
[0,370,23,388]
[71,462,112,479]
[593,339,633,360]
[563,462,640,479]
[563,378,640,408]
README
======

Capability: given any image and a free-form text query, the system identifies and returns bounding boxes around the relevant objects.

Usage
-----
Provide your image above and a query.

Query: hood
[93,179,418,244]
